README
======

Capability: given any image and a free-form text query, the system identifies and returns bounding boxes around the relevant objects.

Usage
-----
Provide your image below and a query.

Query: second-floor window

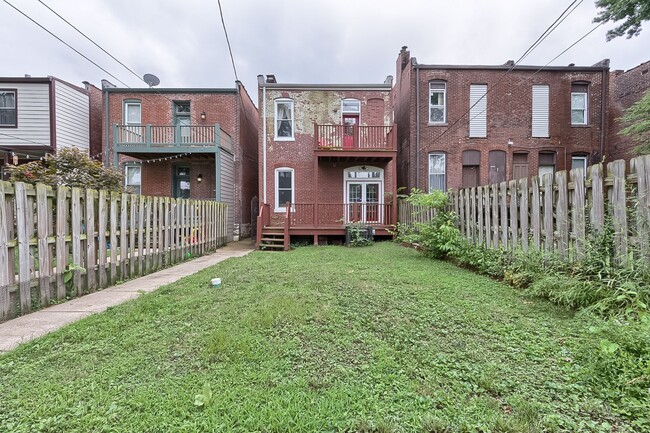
[571,83,588,125]
[469,84,487,137]
[124,101,141,125]
[429,81,446,124]
[0,90,17,127]
[275,99,294,140]
[532,84,549,138]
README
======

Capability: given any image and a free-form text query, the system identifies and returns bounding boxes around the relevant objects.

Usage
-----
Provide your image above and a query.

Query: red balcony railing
[314,124,397,151]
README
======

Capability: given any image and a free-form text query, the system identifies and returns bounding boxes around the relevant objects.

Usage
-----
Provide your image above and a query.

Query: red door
[343,114,358,149]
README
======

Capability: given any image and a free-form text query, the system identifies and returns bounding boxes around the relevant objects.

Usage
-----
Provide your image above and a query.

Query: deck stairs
[259,226,287,250]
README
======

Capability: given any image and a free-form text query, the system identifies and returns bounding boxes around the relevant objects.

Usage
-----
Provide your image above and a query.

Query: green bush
[6,147,123,192]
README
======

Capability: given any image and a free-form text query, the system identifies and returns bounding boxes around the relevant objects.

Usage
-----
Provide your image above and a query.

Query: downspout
[415,63,420,190]
[104,88,110,167]
[262,84,267,204]
[599,66,607,162]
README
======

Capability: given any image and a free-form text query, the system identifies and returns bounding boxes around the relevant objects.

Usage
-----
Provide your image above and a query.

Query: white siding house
[0,76,92,176]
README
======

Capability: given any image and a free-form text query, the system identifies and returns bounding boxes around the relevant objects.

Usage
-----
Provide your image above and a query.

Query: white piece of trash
[211,278,222,288]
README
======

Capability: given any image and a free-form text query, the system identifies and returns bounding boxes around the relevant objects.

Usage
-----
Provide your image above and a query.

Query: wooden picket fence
[399,155,650,264]
[0,181,229,322]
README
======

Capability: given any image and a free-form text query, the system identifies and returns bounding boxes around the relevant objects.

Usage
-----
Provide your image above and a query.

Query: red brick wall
[608,61,650,163]
[103,89,259,237]
[258,84,393,215]
[85,83,103,162]
[394,50,608,190]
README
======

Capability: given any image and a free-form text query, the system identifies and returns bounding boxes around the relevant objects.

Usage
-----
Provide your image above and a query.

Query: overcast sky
[2,0,649,102]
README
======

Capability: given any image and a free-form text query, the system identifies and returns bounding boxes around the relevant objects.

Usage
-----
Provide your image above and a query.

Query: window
[571,83,588,125]
[571,155,588,178]
[342,98,361,114]
[275,168,294,212]
[429,81,446,124]
[428,153,446,192]
[532,85,549,138]
[124,101,141,125]
[0,90,17,127]
[124,165,141,194]
[469,84,487,137]
[275,99,294,140]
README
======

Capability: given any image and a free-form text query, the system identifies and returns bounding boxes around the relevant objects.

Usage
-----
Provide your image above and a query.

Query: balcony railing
[289,203,395,226]
[114,124,221,148]
[315,123,397,151]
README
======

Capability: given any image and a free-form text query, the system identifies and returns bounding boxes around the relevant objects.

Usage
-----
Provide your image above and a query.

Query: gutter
[600,67,607,162]
[262,84,267,204]
[104,88,110,167]
[415,61,420,190]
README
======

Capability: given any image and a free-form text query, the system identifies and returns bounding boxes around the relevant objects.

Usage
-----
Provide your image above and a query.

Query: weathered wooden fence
[399,155,650,264]
[0,181,229,322]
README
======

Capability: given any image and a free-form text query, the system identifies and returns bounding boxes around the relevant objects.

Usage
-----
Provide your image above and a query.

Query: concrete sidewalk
[0,240,255,353]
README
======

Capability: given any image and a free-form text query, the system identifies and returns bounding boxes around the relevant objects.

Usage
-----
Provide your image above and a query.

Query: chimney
[399,46,410,71]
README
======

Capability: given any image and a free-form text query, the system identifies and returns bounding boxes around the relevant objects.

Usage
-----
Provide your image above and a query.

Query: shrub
[6,147,123,191]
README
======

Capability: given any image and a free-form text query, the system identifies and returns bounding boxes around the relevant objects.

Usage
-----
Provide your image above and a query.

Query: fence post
[589,163,605,232]
[15,182,31,314]
[509,180,518,249]
[0,182,11,320]
[500,182,508,248]
[543,173,554,252]
[86,189,97,292]
[630,155,650,265]
[519,177,529,252]
[608,160,628,266]
[36,184,52,306]
[555,171,569,259]
[571,168,586,259]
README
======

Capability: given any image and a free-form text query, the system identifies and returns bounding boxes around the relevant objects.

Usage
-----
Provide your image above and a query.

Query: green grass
[0,243,642,432]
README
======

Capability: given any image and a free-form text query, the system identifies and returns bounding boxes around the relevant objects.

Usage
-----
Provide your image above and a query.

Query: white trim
[570,91,588,125]
[428,81,447,124]
[274,98,294,141]
[428,153,446,192]
[341,98,361,114]
[571,155,588,178]
[124,101,141,125]
[343,166,384,224]
[124,164,142,195]
[274,167,295,212]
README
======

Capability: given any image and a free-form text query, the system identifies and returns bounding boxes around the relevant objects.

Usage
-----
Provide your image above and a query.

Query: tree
[594,0,650,40]
[620,90,650,154]
[6,147,124,191]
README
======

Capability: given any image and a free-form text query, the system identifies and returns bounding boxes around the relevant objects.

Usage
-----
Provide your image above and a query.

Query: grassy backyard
[0,242,645,432]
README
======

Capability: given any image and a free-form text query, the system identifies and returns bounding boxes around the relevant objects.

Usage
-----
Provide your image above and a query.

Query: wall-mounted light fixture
[200,111,206,120]
[507,139,514,146]
[196,173,203,183]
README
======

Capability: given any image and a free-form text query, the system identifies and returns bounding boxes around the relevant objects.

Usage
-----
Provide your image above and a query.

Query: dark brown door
[488,150,506,184]
[462,166,479,188]
[513,153,529,180]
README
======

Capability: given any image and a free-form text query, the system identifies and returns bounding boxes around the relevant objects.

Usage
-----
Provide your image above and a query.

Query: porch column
[112,123,119,167]
[214,149,221,202]
[313,156,319,245]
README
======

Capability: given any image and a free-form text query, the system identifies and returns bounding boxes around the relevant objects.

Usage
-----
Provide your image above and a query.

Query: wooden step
[260,237,285,242]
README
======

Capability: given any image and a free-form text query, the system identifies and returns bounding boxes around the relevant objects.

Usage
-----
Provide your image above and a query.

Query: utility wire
[2,0,131,88]
[431,0,582,144]
[0,132,45,146]
[217,0,239,82]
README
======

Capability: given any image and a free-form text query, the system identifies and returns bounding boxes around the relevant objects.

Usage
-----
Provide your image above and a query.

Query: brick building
[393,47,609,191]
[608,60,650,163]
[257,74,397,247]
[102,81,258,239]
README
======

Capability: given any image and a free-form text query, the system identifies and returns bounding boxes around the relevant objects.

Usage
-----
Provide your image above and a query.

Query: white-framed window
[571,155,588,178]
[571,83,588,125]
[532,84,549,138]
[275,167,294,212]
[124,165,141,194]
[342,98,361,114]
[274,99,294,140]
[0,89,17,127]
[428,153,446,192]
[429,81,447,124]
[124,101,141,125]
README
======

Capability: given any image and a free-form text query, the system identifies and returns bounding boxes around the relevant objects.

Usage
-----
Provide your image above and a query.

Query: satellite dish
[143,73,160,87]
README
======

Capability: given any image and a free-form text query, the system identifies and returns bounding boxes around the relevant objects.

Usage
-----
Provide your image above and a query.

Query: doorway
[488,150,506,184]
[173,166,191,199]
[343,114,359,149]
[344,166,383,224]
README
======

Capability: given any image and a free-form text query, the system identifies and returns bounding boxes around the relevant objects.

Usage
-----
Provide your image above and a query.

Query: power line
[429,0,582,145]
[217,0,239,82]
[2,0,131,88]
[0,132,46,146]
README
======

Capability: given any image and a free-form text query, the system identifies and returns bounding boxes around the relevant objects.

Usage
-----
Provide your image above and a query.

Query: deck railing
[114,124,221,147]
[314,123,397,151]
[288,203,394,226]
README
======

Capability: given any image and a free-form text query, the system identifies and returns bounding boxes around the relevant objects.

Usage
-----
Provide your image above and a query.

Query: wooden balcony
[113,124,232,155]
[314,123,397,160]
